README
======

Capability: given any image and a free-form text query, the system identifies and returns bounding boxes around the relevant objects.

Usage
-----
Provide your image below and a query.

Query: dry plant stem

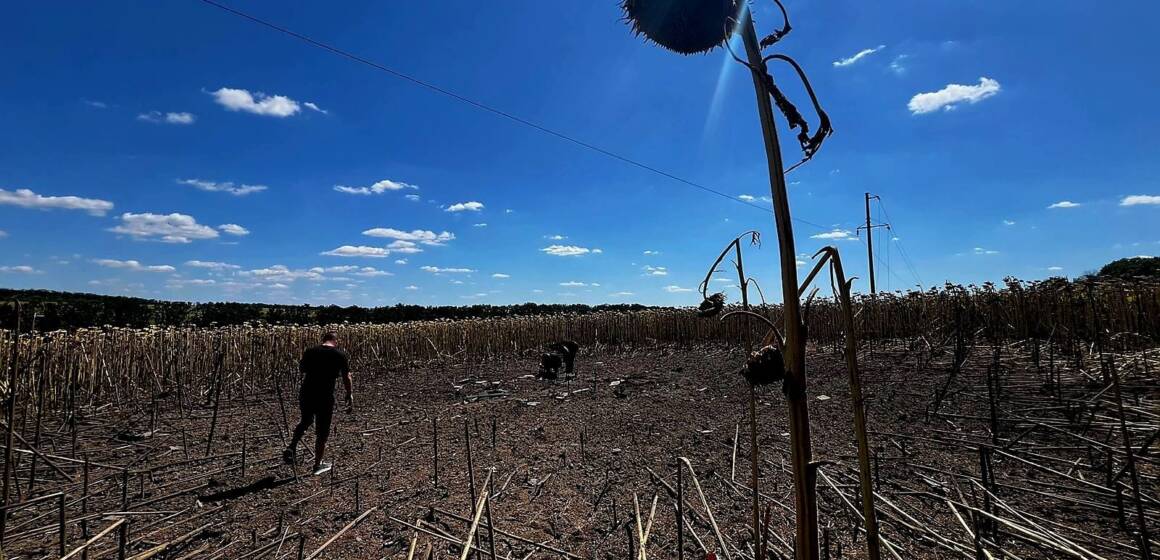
[825,248,882,560]
[459,470,493,560]
[1108,362,1153,558]
[739,10,817,560]
[483,471,498,560]
[679,457,732,560]
[304,507,376,560]
[61,517,126,560]
[735,240,763,560]
[0,302,20,549]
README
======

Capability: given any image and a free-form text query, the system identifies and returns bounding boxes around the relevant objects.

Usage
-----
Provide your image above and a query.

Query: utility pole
[858,193,887,295]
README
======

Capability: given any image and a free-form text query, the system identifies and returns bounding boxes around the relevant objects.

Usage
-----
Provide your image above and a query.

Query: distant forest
[0,289,655,331]
[4,257,1155,331]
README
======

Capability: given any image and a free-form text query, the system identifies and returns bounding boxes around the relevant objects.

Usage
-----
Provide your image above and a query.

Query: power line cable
[196,0,832,230]
[875,198,924,288]
[857,234,907,291]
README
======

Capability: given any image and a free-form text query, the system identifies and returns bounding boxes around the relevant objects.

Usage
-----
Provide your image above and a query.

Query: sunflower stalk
[737,9,819,560]
[697,231,765,557]
[809,247,882,560]
[622,2,835,557]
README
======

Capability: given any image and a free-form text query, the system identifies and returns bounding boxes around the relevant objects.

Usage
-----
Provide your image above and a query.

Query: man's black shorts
[299,391,335,441]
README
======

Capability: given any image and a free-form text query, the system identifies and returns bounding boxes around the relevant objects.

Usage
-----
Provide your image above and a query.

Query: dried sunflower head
[697,292,726,317]
[622,0,742,55]
[741,344,784,386]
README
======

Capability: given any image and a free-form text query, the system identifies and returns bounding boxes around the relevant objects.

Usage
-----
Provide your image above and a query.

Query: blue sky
[2,1,1158,307]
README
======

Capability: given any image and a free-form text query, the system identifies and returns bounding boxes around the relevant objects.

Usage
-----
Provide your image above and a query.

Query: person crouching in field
[539,340,579,380]
[283,332,353,475]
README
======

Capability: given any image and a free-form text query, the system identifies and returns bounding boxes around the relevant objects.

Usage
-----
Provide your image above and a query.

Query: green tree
[1097,256,1160,279]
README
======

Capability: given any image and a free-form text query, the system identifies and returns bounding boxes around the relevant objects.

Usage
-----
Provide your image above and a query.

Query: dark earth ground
[2,340,1156,559]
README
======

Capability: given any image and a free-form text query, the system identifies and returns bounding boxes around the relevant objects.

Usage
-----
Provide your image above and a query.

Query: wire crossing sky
[1,1,1158,307]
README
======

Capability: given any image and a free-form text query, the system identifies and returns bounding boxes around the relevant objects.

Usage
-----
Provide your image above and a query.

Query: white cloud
[973,247,999,255]
[352,267,392,277]
[908,77,1001,114]
[0,188,113,216]
[93,259,174,272]
[492,273,511,279]
[404,194,421,202]
[82,99,108,109]
[313,265,357,273]
[473,223,488,228]
[541,244,600,257]
[644,265,668,276]
[1048,200,1081,209]
[560,281,588,287]
[833,45,885,67]
[333,179,418,196]
[421,266,475,273]
[241,265,323,283]
[1002,219,1016,226]
[663,285,693,293]
[445,201,484,212]
[737,194,771,203]
[544,234,567,241]
[362,228,454,246]
[387,240,424,254]
[218,224,249,236]
[609,291,634,297]
[1047,266,1064,271]
[321,245,391,258]
[1120,195,1160,207]
[178,179,267,196]
[109,212,219,243]
[168,278,216,288]
[394,258,408,265]
[643,250,661,256]
[811,229,856,240]
[138,111,195,125]
[303,102,327,114]
[184,260,239,270]
[210,87,316,117]
[0,265,39,274]
[888,54,909,75]
[404,285,419,290]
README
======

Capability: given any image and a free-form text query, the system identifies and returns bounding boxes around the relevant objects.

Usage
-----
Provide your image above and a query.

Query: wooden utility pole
[864,193,879,295]
[858,193,892,295]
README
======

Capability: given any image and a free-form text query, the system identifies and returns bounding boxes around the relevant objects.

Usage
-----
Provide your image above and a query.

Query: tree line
[0,289,654,331]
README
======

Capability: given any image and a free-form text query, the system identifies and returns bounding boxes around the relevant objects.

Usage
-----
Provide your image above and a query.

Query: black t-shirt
[299,345,350,398]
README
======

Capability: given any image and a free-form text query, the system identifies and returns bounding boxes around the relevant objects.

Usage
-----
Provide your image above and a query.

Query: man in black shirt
[283,332,353,475]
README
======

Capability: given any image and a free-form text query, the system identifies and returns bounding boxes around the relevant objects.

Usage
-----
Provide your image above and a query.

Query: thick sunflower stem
[735,243,762,559]
[739,10,818,560]
[828,250,882,560]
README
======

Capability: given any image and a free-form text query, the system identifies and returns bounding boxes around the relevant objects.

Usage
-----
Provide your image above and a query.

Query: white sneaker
[312,462,332,476]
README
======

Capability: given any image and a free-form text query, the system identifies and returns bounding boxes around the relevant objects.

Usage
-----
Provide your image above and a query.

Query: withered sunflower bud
[622,0,742,55]
[741,345,784,386]
[697,292,726,317]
